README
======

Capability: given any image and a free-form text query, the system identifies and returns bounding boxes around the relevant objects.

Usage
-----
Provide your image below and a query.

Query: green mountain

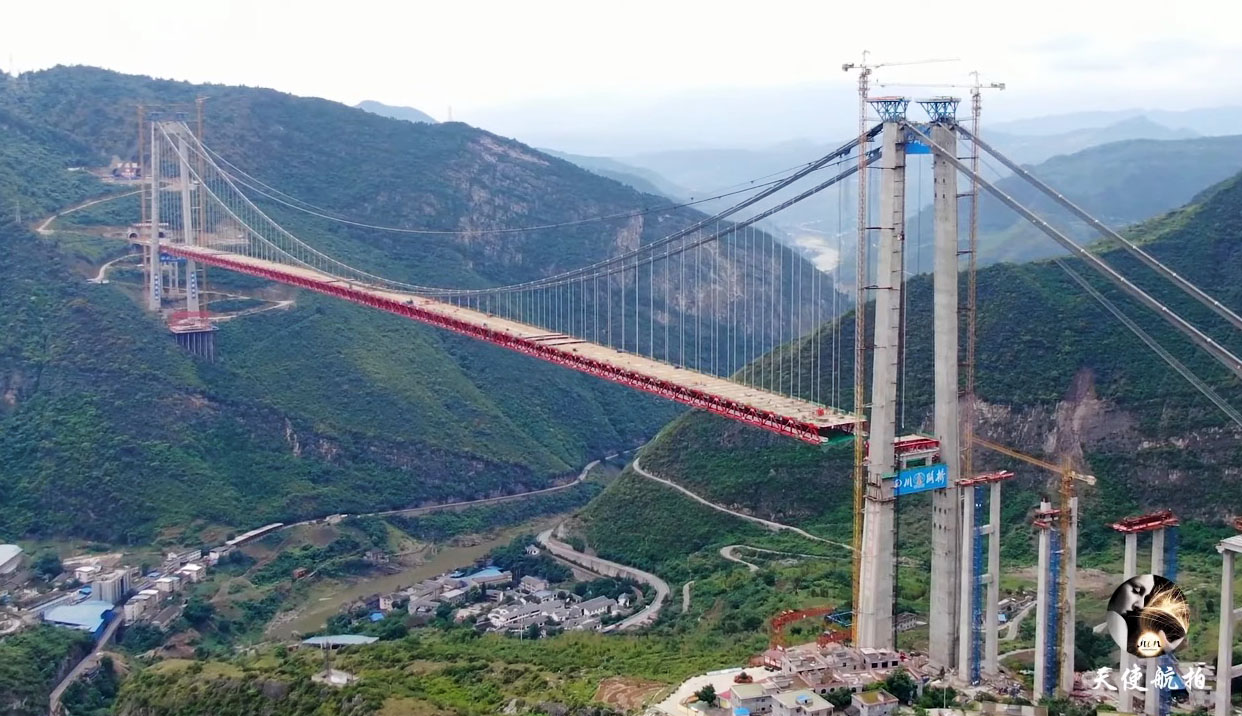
[542,149,686,199]
[354,99,437,124]
[907,133,1242,266]
[580,166,1242,577]
[0,66,828,543]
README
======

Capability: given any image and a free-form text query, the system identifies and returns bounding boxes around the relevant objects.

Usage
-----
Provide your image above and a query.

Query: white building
[849,690,898,716]
[578,596,617,616]
[0,545,24,576]
[90,570,132,606]
[74,564,102,583]
[727,683,773,715]
[177,563,205,583]
[774,690,833,716]
[123,595,150,624]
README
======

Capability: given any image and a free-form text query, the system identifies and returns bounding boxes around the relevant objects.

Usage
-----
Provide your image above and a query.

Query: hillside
[907,133,1242,265]
[0,66,831,543]
[354,100,438,124]
[580,167,1242,578]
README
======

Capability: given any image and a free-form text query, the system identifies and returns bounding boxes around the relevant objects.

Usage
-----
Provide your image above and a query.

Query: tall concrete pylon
[857,118,906,649]
[146,118,162,311]
[929,120,962,671]
[1033,500,1054,701]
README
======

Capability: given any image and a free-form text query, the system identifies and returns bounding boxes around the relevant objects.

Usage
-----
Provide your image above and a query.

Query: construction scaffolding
[970,483,985,684]
[1046,526,1063,696]
[1159,526,1181,716]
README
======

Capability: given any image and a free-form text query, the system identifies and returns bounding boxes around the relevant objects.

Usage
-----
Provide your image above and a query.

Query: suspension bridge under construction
[126,83,1242,712]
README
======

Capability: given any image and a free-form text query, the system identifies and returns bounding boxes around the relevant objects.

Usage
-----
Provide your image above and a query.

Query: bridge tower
[917,97,965,672]
[856,97,908,650]
[145,112,163,311]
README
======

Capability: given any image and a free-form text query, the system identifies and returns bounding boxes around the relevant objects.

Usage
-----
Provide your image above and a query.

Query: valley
[1,37,1242,716]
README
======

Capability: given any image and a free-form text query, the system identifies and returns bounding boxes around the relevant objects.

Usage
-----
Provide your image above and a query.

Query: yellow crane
[841,52,958,642]
[972,434,1094,693]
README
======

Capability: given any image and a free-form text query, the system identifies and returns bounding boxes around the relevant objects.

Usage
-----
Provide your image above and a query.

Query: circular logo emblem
[1106,574,1189,658]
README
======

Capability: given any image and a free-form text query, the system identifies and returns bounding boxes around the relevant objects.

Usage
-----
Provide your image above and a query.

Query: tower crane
[972,434,1094,693]
[840,52,957,642]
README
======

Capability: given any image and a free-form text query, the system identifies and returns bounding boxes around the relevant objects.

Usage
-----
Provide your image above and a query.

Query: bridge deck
[164,245,860,444]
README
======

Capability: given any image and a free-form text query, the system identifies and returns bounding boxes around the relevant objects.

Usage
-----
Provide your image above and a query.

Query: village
[335,539,642,637]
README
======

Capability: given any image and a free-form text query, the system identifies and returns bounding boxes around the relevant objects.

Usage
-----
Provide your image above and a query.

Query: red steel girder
[164,246,860,446]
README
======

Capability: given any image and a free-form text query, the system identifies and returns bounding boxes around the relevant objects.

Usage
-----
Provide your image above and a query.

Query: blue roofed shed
[43,600,114,640]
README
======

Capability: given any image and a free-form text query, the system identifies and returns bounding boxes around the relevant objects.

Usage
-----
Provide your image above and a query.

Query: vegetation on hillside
[0,627,92,716]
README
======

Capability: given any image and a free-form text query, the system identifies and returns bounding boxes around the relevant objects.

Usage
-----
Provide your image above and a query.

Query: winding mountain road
[36,189,140,235]
[631,458,854,552]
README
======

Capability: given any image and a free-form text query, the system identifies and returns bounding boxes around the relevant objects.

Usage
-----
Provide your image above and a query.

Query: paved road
[1003,601,1036,641]
[632,458,854,552]
[719,545,760,573]
[36,189,140,235]
[88,252,140,283]
[48,615,122,716]
[536,528,670,631]
[273,458,602,534]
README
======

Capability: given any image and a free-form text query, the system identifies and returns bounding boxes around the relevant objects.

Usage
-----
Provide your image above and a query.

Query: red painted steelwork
[163,246,859,445]
[1109,510,1179,534]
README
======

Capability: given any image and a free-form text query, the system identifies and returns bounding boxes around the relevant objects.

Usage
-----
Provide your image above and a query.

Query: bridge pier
[857,111,907,650]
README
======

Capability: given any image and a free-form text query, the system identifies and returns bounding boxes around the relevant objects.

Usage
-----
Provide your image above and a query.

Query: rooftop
[466,567,503,579]
[43,600,112,632]
[301,634,379,647]
[774,689,831,709]
[729,683,767,700]
[853,689,898,706]
[0,544,22,564]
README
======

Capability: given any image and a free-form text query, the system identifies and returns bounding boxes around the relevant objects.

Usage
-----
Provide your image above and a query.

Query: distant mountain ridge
[355,99,437,124]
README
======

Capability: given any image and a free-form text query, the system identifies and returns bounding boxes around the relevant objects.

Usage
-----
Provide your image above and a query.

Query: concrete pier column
[985,481,1001,675]
[958,485,976,677]
[1061,497,1079,694]
[857,121,906,650]
[1034,500,1052,701]
[930,121,962,670]
[1217,542,1237,716]
[1121,532,1139,712]
[1145,528,1167,714]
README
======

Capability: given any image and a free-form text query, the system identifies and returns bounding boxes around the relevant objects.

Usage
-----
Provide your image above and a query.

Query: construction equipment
[973,434,1094,694]
[841,52,958,643]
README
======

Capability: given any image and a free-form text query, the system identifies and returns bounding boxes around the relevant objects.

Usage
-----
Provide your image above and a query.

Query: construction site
[723,58,1242,716]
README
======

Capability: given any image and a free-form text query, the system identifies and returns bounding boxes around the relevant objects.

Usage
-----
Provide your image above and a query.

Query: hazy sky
[4,0,1241,151]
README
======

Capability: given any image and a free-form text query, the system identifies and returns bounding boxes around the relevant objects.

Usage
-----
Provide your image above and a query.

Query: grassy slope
[908,134,1242,265]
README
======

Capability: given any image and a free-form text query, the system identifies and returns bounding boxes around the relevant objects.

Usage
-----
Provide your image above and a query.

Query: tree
[523,622,541,640]
[885,668,918,705]
[695,684,718,706]
[827,689,853,709]
[183,597,214,627]
[33,551,62,580]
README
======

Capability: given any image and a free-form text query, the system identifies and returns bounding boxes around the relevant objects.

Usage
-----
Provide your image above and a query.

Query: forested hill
[0,66,831,544]
[582,167,1242,573]
[906,133,1242,266]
